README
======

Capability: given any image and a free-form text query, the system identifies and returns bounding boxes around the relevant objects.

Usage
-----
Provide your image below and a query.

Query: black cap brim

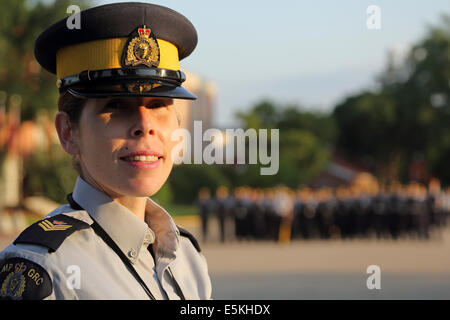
[67,82,197,100]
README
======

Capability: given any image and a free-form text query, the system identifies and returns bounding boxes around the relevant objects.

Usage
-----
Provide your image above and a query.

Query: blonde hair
[58,91,86,174]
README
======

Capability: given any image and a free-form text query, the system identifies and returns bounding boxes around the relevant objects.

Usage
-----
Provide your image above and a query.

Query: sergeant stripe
[38,220,72,231]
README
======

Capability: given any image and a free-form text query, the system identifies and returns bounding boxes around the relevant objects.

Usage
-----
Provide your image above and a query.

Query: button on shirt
[0,177,212,300]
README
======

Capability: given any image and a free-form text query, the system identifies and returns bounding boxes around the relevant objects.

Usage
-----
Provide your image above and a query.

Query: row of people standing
[197,182,449,243]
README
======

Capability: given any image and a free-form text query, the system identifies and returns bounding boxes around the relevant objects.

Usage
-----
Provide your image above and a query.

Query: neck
[111,195,147,221]
[80,171,147,221]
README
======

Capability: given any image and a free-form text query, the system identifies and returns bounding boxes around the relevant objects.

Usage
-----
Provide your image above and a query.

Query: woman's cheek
[165,134,176,164]
[163,112,181,163]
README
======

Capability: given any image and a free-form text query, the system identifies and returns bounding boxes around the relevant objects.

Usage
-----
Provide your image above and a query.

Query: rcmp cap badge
[124,26,160,68]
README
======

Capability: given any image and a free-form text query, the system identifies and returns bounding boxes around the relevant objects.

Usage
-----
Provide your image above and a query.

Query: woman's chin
[123,180,164,197]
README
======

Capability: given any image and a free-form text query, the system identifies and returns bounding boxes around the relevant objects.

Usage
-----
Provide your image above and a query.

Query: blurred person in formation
[213,186,234,243]
[428,178,444,230]
[248,189,267,240]
[291,189,304,240]
[315,188,335,239]
[414,183,431,238]
[196,187,213,242]
[0,3,212,300]
[442,187,450,225]
[334,186,351,239]
[292,188,314,239]
[263,188,279,241]
[272,186,294,241]
[233,187,253,240]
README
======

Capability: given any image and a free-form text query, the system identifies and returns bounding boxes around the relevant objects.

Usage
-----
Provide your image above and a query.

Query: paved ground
[2,216,450,299]
[202,239,450,299]
[196,218,450,299]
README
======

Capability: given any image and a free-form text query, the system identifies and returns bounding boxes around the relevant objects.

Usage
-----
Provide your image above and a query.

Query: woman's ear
[55,111,80,156]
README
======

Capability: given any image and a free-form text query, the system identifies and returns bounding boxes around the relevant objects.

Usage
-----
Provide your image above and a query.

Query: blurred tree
[234,99,332,188]
[22,143,77,203]
[0,0,90,120]
[168,164,231,204]
[278,106,337,146]
[334,14,450,183]
[151,181,173,208]
[0,0,90,203]
[235,100,279,130]
[333,91,398,180]
[278,130,330,188]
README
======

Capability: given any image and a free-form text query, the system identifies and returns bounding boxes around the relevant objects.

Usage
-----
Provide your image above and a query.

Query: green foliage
[22,144,78,204]
[167,164,231,204]
[278,106,337,146]
[278,130,330,188]
[236,100,279,130]
[334,91,397,158]
[164,204,197,217]
[0,0,90,120]
[0,0,91,202]
[334,14,450,183]
[233,100,332,189]
[151,180,173,207]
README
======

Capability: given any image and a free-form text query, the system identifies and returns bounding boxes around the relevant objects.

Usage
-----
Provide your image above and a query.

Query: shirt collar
[145,196,180,258]
[72,176,157,263]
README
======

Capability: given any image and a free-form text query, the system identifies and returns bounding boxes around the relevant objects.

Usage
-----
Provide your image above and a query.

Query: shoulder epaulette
[177,226,201,252]
[13,214,90,253]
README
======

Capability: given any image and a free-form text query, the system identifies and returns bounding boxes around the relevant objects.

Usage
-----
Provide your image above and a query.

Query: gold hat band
[56,38,180,79]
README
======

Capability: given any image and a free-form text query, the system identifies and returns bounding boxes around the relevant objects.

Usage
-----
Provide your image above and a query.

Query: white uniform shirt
[0,177,212,300]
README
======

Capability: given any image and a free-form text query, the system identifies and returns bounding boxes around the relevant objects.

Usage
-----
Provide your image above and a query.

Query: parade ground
[194,217,450,299]
[1,216,450,299]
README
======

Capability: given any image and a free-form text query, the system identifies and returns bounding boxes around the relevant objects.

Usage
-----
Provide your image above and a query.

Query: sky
[95,0,449,127]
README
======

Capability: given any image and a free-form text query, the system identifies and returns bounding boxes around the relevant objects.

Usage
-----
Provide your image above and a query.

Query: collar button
[128,249,137,258]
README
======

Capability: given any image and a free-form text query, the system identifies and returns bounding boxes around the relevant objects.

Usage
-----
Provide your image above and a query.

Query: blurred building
[175,70,217,134]
[173,71,217,163]
[311,154,368,188]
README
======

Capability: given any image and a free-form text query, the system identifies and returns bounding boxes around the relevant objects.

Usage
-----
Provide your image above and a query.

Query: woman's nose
[130,106,155,137]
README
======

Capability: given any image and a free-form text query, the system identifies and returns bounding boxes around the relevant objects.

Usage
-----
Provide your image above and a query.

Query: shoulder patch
[178,226,201,252]
[14,214,90,253]
[0,257,52,300]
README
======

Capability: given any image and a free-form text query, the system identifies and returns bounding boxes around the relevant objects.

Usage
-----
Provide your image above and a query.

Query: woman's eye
[149,102,163,109]
[104,101,122,110]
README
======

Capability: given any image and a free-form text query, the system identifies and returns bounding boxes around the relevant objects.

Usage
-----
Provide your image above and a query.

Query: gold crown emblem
[124,25,160,68]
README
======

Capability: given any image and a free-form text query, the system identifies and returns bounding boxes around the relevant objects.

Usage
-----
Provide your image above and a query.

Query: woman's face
[73,96,179,198]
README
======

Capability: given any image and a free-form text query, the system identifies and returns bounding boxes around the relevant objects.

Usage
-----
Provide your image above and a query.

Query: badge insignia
[38,219,72,231]
[124,25,160,68]
[1,271,26,299]
[0,258,53,300]
[125,82,154,94]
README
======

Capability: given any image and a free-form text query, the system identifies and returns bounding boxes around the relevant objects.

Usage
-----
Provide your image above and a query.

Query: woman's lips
[119,153,163,169]
[120,156,162,169]
[122,155,160,162]
[121,150,163,158]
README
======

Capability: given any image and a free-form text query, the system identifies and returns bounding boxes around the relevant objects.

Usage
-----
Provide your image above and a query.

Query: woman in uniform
[0,2,212,300]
